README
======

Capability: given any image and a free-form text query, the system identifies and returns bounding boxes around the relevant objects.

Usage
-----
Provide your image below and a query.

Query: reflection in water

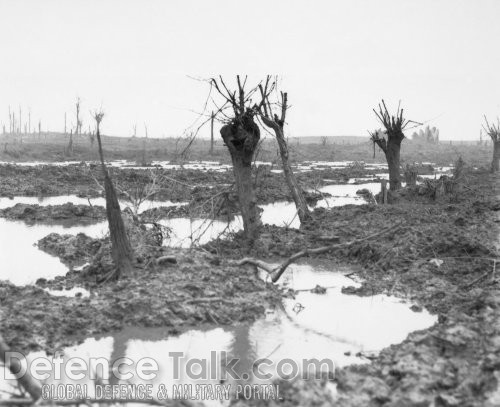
[0,337,114,399]
[125,327,234,407]
[0,183,379,284]
[1,263,436,405]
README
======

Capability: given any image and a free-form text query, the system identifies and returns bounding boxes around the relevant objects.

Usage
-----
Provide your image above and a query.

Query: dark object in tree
[370,100,420,191]
[0,334,42,400]
[94,111,134,279]
[258,77,311,224]
[482,116,500,172]
[213,76,262,243]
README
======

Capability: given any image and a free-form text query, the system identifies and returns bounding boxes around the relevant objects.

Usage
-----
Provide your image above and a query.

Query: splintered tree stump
[94,111,134,279]
[381,179,388,204]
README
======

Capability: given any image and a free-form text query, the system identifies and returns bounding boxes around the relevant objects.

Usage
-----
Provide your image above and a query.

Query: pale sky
[1,0,499,140]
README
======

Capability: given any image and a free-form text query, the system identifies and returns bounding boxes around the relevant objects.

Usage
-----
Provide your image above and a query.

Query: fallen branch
[236,223,401,282]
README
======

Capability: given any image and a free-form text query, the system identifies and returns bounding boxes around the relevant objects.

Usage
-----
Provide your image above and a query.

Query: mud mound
[38,232,102,266]
[0,202,106,223]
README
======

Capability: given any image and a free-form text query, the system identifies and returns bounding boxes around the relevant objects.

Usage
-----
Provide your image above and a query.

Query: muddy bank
[37,232,102,266]
[0,202,106,223]
[223,170,500,406]
[0,210,281,354]
[0,246,280,354]
[0,163,345,217]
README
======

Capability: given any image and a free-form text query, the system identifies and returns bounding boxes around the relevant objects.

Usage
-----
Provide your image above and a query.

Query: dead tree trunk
[258,83,311,224]
[404,164,418,186]
[94,112,134,279]
[385,137,402,190]
[484,116,500,172]
[67,129,73,156]
[220,112,262,242]
[75,97,82,135]
[370,100,420,191]
[213,76,265,243]
[380,179,388,204]
[210,111,215,155]
[493,141,500,172]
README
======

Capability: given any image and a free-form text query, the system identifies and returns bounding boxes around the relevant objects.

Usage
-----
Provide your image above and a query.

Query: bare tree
[209,111,215,155]
[370,100,420,191]
[66,129,74,156]
[8,106,12,133]
[141,123,148,166]
[120,169,166,215]
[258,77,311,224]
[89,129,95,148]
[94,111,134,279]
[483,116,500,172]
[75,97,82,135]
[212,76,263,242]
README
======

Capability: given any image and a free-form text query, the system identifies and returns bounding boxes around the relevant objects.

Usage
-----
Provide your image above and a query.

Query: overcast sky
[1,0,499,140]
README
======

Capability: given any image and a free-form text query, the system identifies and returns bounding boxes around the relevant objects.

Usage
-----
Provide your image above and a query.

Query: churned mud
[221,169,500,407]
[0,202,106,224]
[1,245,280,355]
[0,160,498,406]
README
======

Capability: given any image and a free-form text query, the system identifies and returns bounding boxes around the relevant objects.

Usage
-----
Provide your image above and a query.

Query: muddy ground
[0,202,106,224]
[0,162,498,406]
[223,169,500,407]
[0,132,492,167]
[0,161,436,219]
[1,245,280,354]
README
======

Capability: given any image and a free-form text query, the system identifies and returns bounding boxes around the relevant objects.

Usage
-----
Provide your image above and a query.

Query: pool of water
[0,218,108,285]
[0,262,436,404]
[44,286,91,298]
[0,181,383,285]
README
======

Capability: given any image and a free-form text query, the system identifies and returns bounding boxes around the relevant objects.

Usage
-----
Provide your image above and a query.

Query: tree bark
[220,114,261,242]
[96,124,134,278]
[385,138,402,191]
[271,125,311,223]
[210,111,214,155]
[492,141,500,172]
